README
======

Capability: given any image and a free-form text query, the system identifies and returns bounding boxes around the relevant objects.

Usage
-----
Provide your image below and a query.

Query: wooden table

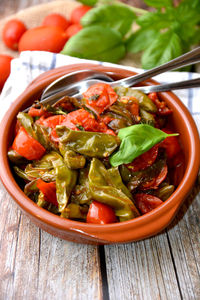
[0,1,200,299]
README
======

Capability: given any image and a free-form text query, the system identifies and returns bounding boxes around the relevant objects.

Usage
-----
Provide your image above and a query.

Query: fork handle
[112,47,200,87]
[131,77,200,93]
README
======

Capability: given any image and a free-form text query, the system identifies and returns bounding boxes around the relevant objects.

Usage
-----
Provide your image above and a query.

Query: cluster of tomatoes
[0,4,91,91]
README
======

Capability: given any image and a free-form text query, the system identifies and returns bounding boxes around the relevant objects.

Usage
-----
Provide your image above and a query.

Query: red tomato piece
[135,193,163,214]
[70,5,92,24]
[42,13,70,31]
[0,54,13,91]
[12,127,46,160]
[36,179,58,207]
[130,102,139,116]
[160,129,181,159]
[28,107,50,118]
[2,19,27,51]
[61,109,115,134]
[65,23,82,39]
[86,201,117,224]
[83,83,118,115]
[148,92,172,115]
[126,145,159,172]
[141,164,168,190]
[39,115,67,128]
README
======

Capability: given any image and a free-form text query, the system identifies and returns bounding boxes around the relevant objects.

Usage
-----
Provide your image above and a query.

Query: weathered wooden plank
[0,182,21,299]
[167,183,200,300]
[37,232,102,300]
[105,233,182,300]
[11,213,41,300]
[0,182,103,300]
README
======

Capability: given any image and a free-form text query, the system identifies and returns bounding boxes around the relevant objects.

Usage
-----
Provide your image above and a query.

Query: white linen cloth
[0,51,199,132]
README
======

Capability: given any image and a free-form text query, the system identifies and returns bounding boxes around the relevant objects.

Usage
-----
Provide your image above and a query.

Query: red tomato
[86,201,117,224]
[65,23,82,39]
[39,115,67,128]
[18,26,67,53]
[70,5,92,24]
[42,13,70,31]
[0,54,13,91]
[126,146,159,172]
[37,179,58,207]
[83,83,118,115]
[37,115,70,143]
[2,19,27,51]
[160,129,181,159]
[61,109,115,135]
[12,127,46,160]
[28,107,51,118]
[130,102,139,116]
[135,193,163,214]
[141,164,168,190]
[148,92,172,115]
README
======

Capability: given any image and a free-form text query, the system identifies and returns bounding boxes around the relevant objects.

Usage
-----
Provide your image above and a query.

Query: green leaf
[126,28,160,54]
[77,0,98,5]
[137,11,170,30]
[171,2,200,25]
[109,124,178,167]
[143,0,173,8]
[142,30,182,69]
[61,25,126,63]
[81,4,136,36]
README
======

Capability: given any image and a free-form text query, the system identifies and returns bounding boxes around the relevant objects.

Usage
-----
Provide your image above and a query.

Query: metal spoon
[40,47,200,105]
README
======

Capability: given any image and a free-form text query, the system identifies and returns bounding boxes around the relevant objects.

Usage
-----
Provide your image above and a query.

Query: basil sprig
[109,124,178,167]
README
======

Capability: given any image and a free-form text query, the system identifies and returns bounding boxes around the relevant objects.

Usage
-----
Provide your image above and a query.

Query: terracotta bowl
[0,63,200,245]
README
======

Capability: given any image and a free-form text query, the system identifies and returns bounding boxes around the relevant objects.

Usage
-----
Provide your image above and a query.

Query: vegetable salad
[8,83,184,224]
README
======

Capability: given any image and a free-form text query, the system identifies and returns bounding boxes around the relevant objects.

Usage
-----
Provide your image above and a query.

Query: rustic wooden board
[0,181,102,300]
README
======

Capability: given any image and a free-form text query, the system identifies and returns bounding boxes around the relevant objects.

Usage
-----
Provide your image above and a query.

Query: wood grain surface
[0,1,200,300]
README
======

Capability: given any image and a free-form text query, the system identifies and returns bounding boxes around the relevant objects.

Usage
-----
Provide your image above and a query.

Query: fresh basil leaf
[81,4,136,36]
[142,30,182,69]
[126,28,160,54]
[143,0,173,8]
[61,25,126,63]
[137,11,170,30]
[109,124,178,167]
[77,0,98,5]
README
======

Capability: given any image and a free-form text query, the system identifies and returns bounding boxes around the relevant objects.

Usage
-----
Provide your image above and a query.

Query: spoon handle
[113,47,200,87]
[131,77,200,93]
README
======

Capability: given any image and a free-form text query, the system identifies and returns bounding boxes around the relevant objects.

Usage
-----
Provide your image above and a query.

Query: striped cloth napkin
[0,51,199,133]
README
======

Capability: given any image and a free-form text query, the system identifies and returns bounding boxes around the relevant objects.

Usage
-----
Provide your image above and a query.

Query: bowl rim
[0,63,200,242]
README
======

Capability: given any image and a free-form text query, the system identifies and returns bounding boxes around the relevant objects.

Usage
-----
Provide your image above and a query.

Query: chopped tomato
[148,92,172,115]
[83,83,118,115]
[130,102,139,116]
[86,201,117,224]
[37,179,58,207]
[141,164,168,190]
[28,107,50,118]
[38,115,67,128]
[126,145,158,172]
[135,193,163,214]
[61,109,115,135]
[160,129,181,159]
[12,127,46,160]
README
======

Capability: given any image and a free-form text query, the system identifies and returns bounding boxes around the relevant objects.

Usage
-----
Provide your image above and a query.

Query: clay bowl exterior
[0,63,200,245]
